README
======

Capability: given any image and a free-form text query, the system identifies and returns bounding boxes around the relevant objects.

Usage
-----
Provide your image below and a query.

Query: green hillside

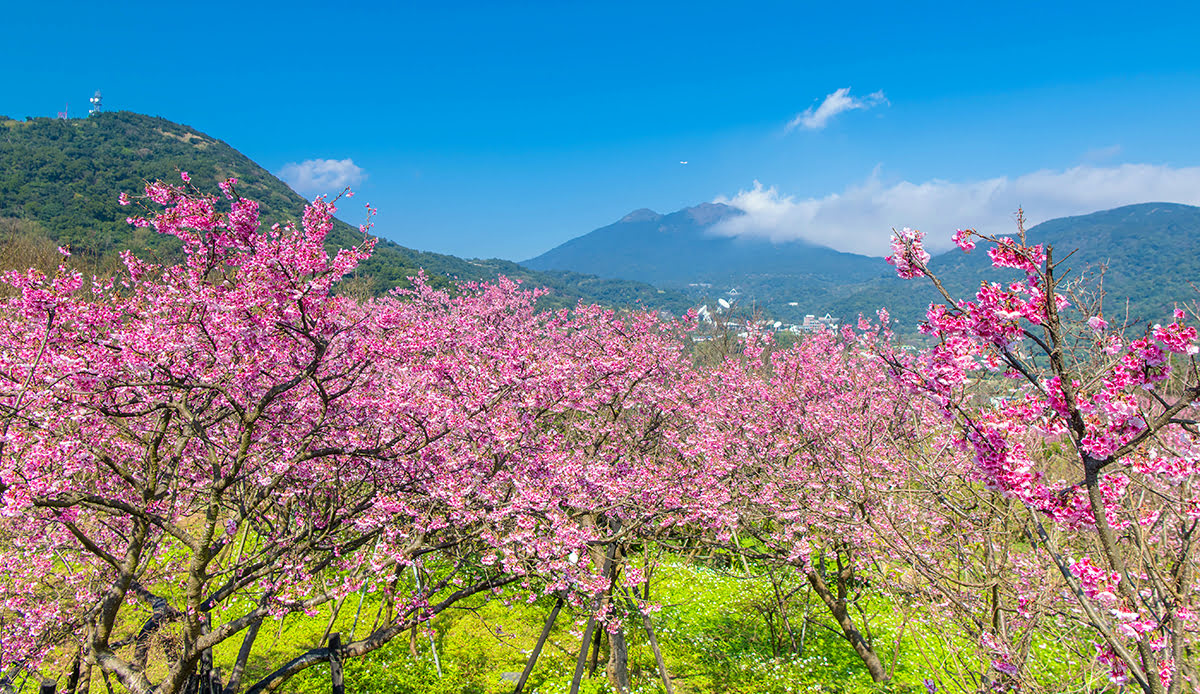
[0,111,691,313]
[828,203,1200,330]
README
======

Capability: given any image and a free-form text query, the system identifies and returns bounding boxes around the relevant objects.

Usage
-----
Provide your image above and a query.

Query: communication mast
[88,90,103,115]
[57,103,69,119]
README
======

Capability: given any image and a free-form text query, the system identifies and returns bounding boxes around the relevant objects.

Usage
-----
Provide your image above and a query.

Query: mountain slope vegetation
[829,203,1200,327]
[0,111,691,313]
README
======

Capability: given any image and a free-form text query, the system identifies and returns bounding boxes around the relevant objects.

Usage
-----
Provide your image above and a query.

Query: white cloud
[712,164,1200,257]
[277,158,367,195]
[786,88,888,132]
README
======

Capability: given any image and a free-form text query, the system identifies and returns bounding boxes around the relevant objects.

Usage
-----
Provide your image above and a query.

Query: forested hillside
[0,111,691,313]
[829,203,1200,328]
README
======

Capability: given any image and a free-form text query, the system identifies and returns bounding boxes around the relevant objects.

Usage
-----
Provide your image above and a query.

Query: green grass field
[212,559,1098,694]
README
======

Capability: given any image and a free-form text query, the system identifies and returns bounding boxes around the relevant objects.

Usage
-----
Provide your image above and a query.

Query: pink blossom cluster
[885,227,931,279]
[985,237,1045,273]
[951,228,976,251]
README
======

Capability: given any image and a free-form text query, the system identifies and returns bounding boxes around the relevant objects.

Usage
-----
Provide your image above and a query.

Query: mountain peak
[681,201,738,226]
[620,208,661,223]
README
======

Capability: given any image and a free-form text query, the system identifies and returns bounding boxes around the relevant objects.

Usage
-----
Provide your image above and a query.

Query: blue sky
[6,1,1200,259]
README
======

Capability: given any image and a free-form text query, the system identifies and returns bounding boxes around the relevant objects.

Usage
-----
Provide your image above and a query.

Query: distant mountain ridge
[524,201,882,288]
[0,111,691,314]
[525,200,1200,328]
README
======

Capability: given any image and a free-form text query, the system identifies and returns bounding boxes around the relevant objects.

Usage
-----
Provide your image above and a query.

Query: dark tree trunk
[606,627,630,694]
[805,569,889,682]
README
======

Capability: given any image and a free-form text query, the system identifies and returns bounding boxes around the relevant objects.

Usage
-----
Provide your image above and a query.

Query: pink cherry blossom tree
[882,213,1200,693]
[11,176,1198,694]
[0,178,540,694]
[688,322,928,683]
[0,178,756,694]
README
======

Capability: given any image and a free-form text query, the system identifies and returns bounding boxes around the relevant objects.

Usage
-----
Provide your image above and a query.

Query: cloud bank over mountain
[712,164,1200,256]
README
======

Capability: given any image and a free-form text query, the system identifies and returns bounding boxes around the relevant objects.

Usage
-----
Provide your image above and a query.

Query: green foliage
[0,112,692,313]
[648,563,916,694]
[291,645,471,694]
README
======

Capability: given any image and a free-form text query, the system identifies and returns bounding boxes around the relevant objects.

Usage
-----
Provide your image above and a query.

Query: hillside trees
[0,113,693,315]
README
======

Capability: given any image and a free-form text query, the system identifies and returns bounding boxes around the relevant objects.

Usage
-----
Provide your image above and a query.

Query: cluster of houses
[797,313,840,333]
[685,285,842,336]
[694,302,840,337]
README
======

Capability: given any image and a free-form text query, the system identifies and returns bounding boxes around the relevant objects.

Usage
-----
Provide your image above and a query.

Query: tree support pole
[512,595,564,694]
[622,588,673,694]
[328,633,344,694]
[569,538,619,694]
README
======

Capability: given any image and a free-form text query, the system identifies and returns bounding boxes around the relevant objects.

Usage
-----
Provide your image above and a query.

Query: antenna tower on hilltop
[88,90,103,115]
[57,103,69,119]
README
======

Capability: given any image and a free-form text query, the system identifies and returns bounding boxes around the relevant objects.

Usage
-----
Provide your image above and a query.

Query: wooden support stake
[39,680,56,694]
[569,538,619,694]
[328,633,344,694]
[64,653,82,694]
[512,595,564,694]
[320,596,346,647]
[587,626,602,676]
[641,610,673,694]
[195,648,213,694]
[622,588,674,694]
[568,613,598,694]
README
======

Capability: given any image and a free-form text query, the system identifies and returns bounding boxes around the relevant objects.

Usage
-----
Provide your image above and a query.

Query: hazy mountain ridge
[0,111,691,313]
[525,200,1200,327]
[524,201,883,289]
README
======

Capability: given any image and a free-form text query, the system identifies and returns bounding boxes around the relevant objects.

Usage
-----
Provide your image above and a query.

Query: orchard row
[1,179,1196,693]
